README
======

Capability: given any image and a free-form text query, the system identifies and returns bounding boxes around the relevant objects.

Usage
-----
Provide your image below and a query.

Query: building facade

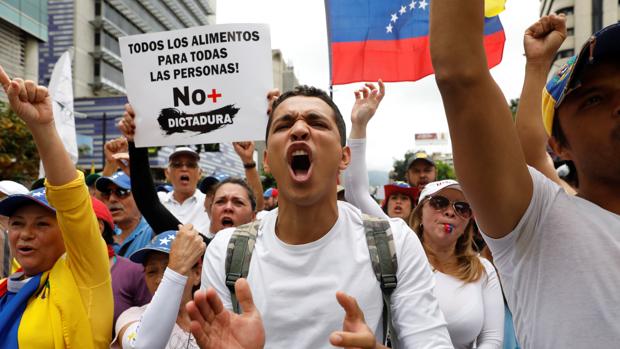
[540,0,620,71]
[0,0,47,100]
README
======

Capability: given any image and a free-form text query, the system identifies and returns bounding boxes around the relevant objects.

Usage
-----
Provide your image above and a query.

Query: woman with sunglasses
[410,181,503,348]
[343,81,504,348]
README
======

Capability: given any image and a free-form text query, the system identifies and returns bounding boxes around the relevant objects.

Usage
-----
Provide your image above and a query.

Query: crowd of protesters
[1,2,619,348]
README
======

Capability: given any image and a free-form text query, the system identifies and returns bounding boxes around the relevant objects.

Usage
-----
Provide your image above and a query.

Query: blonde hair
[408,198,484,283]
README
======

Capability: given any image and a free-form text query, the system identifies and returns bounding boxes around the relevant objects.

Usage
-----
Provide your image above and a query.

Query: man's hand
[118,103,137,142]
[524,14,567,66]
[329,292,383,349]
[167,224,206,276]
[103,137,130,175]
[187,279,265,349]
[233,142,255,164]
[266,89,281,116]
[104,137,129,163]
[349,80,385,139]
[0,65,53,128]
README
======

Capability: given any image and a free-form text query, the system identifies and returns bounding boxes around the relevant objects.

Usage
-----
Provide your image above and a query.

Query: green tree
[0,102,39,184]
[390,150,415,182]
[435,160,456,180]
[260,169,276,191]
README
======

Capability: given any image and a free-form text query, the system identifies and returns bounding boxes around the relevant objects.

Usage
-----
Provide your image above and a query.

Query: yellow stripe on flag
[485,0,506,17]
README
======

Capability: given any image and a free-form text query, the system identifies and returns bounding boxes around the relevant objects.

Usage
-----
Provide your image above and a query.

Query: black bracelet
[243,162,256,169]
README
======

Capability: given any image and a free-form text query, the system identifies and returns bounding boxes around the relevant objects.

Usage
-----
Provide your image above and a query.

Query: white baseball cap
[418,180,463,204]
[169,147,200,162]
[0,180,29,196]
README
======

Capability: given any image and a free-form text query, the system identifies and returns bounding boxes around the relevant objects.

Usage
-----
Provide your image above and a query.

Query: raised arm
[343,81,388,219]
[119,104,181,234]
[0,66,74,185]
[0,65,113,346]
[515,14,576,195]
[233,142,265,212]
[429,0,532,238]
[102,137,130,176]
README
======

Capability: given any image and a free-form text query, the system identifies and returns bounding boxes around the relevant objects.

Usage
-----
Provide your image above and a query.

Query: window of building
[102,1,143,36]
[555,6,574,16]
[101,30,121,56]
[555,49,575,61]
[592,0,603,32]
[567,27,575,36]
[119,0,167,32]
[100,61,125,88]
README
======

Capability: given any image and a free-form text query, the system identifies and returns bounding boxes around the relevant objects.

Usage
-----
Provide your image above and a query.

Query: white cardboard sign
[119,24,272,147]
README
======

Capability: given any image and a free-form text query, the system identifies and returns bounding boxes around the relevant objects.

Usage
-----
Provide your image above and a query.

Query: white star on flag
[159,237,171,245]
[167,234,176,240]
[32,191,44,197]
[409,0,416,10]
[399,5,407,15]
[419,0,428,10]
[390,13,398,22]
[386,23,393,33]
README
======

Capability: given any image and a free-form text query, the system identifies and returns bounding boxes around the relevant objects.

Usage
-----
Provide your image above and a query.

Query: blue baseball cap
[542,22,620,136]
[199,173,230,194]
[156,184,173,193]
[0,187,55,216]
[129,230,177,264]
[95,171,131,192]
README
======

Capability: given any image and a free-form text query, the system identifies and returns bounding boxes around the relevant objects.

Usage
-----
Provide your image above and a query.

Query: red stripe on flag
[330,30,506,85]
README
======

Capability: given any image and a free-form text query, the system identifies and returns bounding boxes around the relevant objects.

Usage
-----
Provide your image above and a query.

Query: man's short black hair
[211,177,257,212]
[266,85,347,147]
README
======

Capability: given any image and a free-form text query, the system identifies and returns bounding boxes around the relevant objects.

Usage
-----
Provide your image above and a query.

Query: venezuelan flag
[325,0,506,84]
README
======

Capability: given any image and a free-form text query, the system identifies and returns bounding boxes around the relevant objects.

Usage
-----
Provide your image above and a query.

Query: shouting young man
[197,86,452,348]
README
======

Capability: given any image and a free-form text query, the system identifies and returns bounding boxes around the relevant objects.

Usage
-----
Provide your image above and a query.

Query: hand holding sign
[118,103,137,142]
[120,24,272,148]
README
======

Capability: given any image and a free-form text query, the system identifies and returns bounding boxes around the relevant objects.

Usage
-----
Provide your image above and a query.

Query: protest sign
[119,24,272,147]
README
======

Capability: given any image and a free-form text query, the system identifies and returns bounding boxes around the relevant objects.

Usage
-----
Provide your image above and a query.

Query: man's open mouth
[287,145,313,182]
[179,175,190,184]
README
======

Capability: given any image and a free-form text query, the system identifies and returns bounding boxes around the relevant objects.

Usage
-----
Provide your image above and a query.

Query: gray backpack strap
[363,214,399,348]
[224,220,260,314]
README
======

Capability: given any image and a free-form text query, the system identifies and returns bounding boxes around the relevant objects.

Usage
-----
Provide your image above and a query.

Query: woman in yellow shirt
[0,66,112,348]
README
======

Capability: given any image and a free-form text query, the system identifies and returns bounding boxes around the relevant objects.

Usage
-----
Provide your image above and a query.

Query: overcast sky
[218,0,541,171]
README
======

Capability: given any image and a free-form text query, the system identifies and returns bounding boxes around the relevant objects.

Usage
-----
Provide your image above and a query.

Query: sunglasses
[426,195,472,219]
[170,161,198,169]
[101,187,132,199]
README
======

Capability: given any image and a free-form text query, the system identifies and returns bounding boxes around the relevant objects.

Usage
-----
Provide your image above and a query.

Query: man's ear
[263,149,271,174]
[549,136,573,162]
[339,146,351,171]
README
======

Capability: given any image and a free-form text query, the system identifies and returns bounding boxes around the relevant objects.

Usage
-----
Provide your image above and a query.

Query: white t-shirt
[434,258,504,349]
[202,201,453,349]
[161,189,210,236]
[482,167,620,348]
[113,305,199,349]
